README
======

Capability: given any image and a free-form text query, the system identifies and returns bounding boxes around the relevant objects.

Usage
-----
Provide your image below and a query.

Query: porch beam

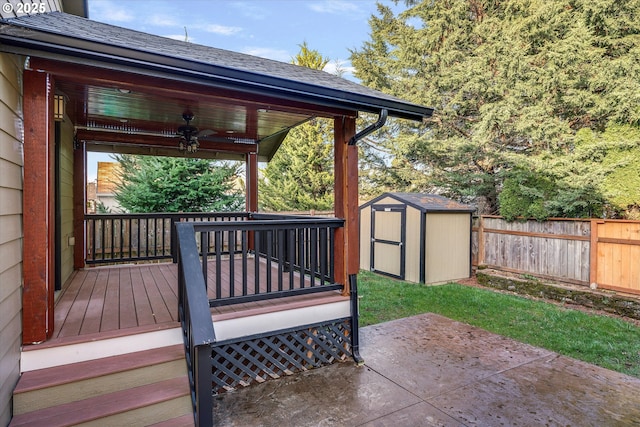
[75,129,257,154]
[29,58,356,119]
[23,70,55,344]
[334,116,358,293]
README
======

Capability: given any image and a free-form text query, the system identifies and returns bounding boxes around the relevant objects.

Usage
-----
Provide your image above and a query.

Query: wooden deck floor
[54,263,180,339]
[53,260,345,341]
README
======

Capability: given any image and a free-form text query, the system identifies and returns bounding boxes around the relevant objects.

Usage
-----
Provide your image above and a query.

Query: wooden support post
[334,116,358,294]
[73,139,86,269]
[22,70,55,344]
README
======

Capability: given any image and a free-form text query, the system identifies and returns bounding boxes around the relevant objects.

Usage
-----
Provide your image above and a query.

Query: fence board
[474,216,640,294]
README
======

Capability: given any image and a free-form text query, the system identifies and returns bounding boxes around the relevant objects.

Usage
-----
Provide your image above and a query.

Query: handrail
[176,222,215,427]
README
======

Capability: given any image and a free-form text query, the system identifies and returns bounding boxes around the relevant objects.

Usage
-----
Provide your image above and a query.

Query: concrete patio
[213,313,640,426]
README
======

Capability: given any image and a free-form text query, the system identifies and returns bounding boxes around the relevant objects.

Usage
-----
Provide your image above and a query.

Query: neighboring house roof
[361,192,476,213]
[0,11,433,122]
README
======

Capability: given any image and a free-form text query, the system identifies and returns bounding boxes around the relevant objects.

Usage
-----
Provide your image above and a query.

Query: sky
[85,0,399,181]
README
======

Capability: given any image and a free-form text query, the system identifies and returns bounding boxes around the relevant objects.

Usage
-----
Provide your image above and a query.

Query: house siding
[59,117,74,286]
[0,52,24,426]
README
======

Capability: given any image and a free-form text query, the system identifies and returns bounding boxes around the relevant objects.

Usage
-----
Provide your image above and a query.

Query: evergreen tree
[351,0,640,217]
[114,155,243,213]
[260,43,334,211]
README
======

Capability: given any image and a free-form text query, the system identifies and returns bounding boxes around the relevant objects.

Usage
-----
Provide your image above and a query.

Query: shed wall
[0,52,24,426]
[425,213,471,284]
[404,206,422,283]
[359,205,371,271]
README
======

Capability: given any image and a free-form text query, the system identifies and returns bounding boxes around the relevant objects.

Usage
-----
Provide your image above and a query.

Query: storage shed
[360,193,475,284]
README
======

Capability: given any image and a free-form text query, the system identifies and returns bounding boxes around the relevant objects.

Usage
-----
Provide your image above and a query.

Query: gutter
[348,109,388,145]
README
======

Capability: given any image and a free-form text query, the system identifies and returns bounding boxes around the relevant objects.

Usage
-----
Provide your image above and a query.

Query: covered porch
[0,10,432,426]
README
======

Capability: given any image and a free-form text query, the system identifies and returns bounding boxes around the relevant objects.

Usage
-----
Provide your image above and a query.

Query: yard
[358,270,640,378]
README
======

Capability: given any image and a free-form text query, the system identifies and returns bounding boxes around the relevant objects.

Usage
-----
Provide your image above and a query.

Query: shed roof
[361,192,475,213]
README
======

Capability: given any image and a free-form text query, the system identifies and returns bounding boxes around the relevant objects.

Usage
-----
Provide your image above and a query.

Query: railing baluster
[319,227,327,286]
[288,229,295,290]
[310,228,318,287]
[229,230,235,297]
[201,230,208,294]
[266,230,272,293]
[277,229,284,291]
[298,228,305,289]
[215,230,222,299]
[242,230,248,297]
[254,230,260,295]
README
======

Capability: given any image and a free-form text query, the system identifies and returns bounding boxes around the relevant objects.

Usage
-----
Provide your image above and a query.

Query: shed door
[370,205,406,279]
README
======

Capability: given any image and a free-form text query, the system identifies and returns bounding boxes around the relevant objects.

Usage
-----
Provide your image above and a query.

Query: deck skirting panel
[212,317,352,393]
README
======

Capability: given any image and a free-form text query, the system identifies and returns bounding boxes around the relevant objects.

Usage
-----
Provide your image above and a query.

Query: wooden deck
[52,259,346,341]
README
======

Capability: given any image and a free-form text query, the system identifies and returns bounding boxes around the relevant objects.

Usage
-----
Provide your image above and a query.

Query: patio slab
[212,313,640,426]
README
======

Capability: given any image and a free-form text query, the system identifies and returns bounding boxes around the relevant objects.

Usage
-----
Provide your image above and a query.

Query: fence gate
[370,204,406,279]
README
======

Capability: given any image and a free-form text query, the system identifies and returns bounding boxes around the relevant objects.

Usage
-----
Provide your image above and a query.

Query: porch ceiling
[55,77,312,161]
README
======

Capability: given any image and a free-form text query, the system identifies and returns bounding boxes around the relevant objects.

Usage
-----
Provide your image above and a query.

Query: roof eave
[0,29,433,122]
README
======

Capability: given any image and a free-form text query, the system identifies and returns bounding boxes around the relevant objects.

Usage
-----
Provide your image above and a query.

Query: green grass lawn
[357,270,640,378]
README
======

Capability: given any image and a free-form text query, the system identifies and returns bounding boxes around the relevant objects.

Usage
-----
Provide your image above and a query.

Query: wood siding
[59,117,75,286]
[0,52,24,426]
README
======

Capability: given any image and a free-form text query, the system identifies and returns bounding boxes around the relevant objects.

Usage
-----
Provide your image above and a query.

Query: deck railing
[193,214,345,306]
[176,214,345,424]
[85,212,249,264]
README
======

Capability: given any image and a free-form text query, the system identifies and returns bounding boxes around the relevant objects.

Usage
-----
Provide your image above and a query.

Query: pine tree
[351,0,640,217]
[259,43,334,211]
[114,155,243,213]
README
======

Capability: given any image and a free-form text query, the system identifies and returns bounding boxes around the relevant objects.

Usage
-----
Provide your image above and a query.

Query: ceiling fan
[176,112,215,153]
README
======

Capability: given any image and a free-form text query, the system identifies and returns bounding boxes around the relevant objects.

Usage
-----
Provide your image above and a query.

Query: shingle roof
[362,192,475,213]
[0,12,433,121]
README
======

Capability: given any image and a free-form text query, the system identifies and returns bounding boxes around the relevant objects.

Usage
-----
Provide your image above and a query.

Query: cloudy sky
[88,0,400,81]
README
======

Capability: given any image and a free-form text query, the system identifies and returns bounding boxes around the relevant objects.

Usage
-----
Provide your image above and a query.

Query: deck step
[9,377,192,427]
[10,345,194,427]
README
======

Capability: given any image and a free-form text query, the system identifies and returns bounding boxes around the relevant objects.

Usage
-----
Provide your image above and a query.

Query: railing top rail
[85,212,250,220]
[192,217,344,232]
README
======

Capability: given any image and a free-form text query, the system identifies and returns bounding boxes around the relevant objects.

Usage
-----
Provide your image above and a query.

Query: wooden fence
[472,216,640,296]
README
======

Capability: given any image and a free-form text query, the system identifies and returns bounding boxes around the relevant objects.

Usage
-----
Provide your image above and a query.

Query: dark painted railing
[176,222,214,427]
[176,214,345,424]
[85,212,249,264]
[193,214,345,307]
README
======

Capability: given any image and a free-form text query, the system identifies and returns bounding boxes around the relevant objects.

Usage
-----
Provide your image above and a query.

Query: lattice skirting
[211,318,352,393]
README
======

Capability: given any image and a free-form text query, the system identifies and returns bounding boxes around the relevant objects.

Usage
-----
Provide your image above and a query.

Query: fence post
[478,215,485,266]
[589,219,600,286]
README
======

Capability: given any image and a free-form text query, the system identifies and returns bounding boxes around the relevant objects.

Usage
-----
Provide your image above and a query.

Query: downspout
[347,109,387,365]
[348,109,388,145]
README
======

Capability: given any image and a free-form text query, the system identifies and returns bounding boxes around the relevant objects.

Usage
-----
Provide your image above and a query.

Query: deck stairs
[9,343,194,427]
